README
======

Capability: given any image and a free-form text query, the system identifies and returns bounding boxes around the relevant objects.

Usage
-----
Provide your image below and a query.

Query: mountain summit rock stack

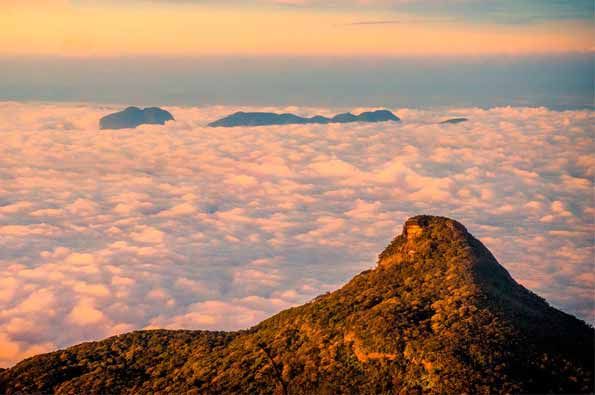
[1,215,592,394]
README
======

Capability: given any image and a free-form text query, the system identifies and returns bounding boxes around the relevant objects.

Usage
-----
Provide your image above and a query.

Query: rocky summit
[0,216,592,394]
[99,107,174,130]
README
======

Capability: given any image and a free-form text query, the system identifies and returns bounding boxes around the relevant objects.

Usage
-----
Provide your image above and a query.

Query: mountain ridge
[1,215,592,394]
[208,109,400,127]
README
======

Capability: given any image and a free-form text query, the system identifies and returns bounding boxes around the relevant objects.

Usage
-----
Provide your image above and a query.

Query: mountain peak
[403,215,468,240]
[1,216,593,394]
[378,215,470,267]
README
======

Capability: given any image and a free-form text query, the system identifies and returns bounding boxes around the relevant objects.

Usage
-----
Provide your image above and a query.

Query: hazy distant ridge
[208,109,400,127]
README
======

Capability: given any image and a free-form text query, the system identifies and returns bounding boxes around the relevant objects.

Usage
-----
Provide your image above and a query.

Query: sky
[1,54,592,109]
[0,103,593,367]
[2,0,593,56]
[1,1,593,108]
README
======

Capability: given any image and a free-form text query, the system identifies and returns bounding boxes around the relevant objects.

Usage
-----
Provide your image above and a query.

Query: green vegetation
[1,216,593,394]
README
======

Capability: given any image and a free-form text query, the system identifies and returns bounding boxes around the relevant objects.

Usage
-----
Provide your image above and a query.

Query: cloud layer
[0,102,593,367]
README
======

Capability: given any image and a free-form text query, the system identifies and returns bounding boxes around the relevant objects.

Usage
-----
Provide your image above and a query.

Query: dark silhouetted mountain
[331,112,359,123]
[208,112,318,127]
[1,216,592,394]
[440,117,468,124]
[351,110,400,123]
[208,109,400,127]
[99,107,174,130]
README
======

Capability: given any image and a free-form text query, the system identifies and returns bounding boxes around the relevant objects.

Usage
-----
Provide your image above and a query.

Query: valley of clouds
[0,102,592,367]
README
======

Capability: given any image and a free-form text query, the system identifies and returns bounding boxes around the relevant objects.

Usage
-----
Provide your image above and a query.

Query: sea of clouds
[0,102,593,367]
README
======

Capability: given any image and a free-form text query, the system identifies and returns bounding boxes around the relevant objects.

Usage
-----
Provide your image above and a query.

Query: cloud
[67,298,107,326]
[157,202,197,217]
[0,102,592,368]
[130,226,166,244]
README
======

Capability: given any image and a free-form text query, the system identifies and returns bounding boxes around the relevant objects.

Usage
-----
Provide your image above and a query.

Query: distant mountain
[208,109,400,127]
[344,110,399,123]
[330,112,359,123]
[1,216,592,394]
[99,107,174,130]
[440,117,468,124]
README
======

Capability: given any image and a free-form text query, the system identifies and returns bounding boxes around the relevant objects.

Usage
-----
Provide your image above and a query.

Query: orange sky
[1,1,593,56]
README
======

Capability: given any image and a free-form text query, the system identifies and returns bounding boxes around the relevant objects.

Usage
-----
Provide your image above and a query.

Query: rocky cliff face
[1,216,592,394]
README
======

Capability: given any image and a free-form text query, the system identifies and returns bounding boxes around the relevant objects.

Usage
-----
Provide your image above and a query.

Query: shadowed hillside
[1,216,592,394]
